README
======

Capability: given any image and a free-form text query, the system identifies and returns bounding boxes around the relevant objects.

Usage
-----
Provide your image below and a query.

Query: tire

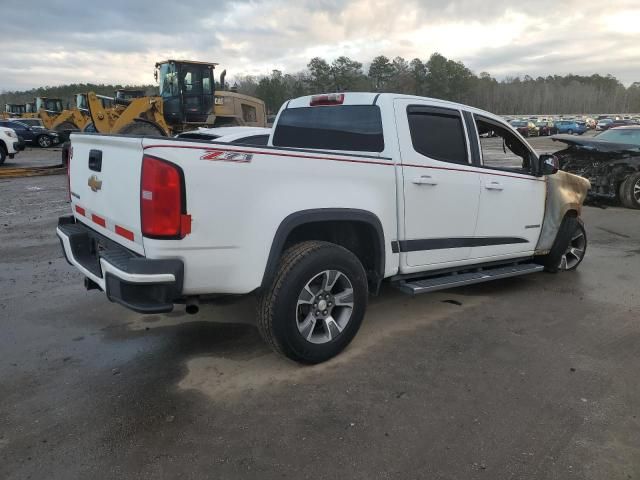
[117,119,167,136]
[37,135,52,148]
[0,145,6,165]
[537,216,587,273]
[83,122,96,133]
[619,172,640,209]
[257,241,368,364]
[567,129,574,135]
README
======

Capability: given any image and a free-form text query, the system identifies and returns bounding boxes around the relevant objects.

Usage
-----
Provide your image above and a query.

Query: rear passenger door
[394,99,481,270]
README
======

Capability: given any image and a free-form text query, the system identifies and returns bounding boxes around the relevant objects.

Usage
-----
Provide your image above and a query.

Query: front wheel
[37,135,52,148]
[537,216,587,272]
[257,241,368,364]
[619,173,640,209]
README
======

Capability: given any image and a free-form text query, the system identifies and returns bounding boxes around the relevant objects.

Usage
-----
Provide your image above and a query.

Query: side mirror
[538,153,559,175]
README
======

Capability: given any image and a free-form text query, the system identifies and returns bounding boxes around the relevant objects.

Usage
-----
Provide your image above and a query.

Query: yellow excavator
[86,59,267,136]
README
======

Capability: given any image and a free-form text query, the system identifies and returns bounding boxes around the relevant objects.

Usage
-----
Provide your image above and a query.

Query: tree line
[3,53,640,116]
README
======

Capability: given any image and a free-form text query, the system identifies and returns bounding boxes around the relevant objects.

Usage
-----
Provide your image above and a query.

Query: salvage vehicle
[536,121,558,136]
[510,120,538,137]
[555,120,587,135]
[57,92,590,363]
[554,126,640,209]
[596,118,614,131]
[0,120,60,148]
[0,126,21,165]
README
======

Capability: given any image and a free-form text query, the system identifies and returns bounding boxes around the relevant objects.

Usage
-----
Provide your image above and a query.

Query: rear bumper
[56,215,184,314]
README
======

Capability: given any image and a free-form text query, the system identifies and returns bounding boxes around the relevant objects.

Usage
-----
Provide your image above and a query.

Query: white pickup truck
[57,92,590,363]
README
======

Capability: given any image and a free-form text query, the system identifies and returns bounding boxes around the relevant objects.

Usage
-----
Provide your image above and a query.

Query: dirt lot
[1,143,639,479]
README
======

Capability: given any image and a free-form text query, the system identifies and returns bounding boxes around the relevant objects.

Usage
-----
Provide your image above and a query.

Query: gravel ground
[1,139,639,479]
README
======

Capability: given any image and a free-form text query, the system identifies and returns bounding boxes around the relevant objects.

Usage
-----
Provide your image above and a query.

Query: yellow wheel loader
[86,60,267,136]
[2,104,27,119]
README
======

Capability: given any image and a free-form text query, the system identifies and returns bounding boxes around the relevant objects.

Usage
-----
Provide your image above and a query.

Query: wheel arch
[261,209,386,294]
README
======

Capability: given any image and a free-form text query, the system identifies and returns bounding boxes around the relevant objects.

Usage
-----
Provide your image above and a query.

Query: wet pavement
[1,165,639,479]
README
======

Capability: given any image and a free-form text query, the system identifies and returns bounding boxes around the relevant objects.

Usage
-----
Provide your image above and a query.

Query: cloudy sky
[2,0,640,91]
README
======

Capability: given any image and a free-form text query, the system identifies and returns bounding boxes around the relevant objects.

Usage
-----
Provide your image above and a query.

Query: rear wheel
[257,241,368,364]
[117,119,167,136]
[0,145,6,165]
[619,172,640,209]
[567,129,574,135]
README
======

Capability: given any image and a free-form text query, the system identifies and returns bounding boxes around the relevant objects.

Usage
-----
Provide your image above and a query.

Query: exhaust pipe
[185,297,200,315]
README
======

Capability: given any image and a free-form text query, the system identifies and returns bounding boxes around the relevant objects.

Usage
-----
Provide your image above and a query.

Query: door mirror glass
[538,153,559,175]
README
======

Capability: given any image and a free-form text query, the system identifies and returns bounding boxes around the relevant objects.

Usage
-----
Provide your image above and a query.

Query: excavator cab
[115,89,145,102]
[155,60,216,126]
[75,93,88,112]
[5,104,26,116]
[25,102,36,113]
[36,97,63,114]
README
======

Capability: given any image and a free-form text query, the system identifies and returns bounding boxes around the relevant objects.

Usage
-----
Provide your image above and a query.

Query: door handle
[412,175,438,186]
[485,181,504,191]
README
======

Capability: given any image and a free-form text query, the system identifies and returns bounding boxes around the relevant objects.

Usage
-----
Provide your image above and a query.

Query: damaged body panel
[536,170,590,253]
[552,133,640,206]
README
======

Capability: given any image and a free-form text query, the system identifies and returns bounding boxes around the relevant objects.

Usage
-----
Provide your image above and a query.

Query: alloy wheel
[296,269,354,344]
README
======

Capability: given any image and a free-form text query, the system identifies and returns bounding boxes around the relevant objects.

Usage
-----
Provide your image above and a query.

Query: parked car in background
[596,118,614,131]
[175,127,271,145]
[0,120,60,148]
[536,121,558,136]
[0,126,21,165]
[510,120,539,137]
[11,118,45,128]
[555,120,587,135]
[609,119,635,129]
[554,126,640,209]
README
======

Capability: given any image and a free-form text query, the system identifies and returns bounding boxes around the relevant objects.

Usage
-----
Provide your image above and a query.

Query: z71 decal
[200,150,253,163]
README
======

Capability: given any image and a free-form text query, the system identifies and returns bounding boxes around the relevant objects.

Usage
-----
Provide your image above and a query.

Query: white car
[176,127,271,145]
[0,126,20,165]
[58,92,590,363]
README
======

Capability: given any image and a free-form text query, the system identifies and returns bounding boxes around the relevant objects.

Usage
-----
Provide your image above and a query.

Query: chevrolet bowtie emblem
[88,175,102,192]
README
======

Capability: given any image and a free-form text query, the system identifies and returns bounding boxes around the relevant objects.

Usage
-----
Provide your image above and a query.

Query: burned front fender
[535,171,590,254]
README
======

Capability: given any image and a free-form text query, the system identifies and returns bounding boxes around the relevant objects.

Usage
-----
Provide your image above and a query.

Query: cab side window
[475,116,535,173]
[407,106,468,164]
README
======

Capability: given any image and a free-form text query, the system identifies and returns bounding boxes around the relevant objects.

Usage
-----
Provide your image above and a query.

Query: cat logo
[88,175,102,192]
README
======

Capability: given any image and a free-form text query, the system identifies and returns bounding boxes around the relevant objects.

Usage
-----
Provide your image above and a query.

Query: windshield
[158,63,179,98]
[597,128,640,145]
[76,94,88,110]
[511,121,526,127]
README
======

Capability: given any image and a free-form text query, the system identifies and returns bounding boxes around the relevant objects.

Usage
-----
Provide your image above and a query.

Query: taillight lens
[141,155,190,238]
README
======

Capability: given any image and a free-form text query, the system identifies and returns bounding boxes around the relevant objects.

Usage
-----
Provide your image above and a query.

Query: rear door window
[272,105,384,152]
[406,106,468,164]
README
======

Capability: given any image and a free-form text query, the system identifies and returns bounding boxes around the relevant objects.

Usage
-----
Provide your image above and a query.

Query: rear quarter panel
[141,140,399,295]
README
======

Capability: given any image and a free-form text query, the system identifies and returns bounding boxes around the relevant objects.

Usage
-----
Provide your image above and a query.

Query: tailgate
[69,134,145,255]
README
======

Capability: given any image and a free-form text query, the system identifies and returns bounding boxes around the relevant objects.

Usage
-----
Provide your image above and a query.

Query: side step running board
[394,262,544,295]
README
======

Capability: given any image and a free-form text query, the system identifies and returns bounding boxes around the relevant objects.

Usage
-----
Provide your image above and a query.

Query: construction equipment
[2,104,27,119]
[86,60,267,136]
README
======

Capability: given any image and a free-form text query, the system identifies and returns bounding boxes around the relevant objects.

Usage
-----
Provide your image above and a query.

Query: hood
[551,134,640,154]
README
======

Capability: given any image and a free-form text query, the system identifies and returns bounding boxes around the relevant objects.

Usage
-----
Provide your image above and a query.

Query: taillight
[310,93,345,106]
[141,155,191,238]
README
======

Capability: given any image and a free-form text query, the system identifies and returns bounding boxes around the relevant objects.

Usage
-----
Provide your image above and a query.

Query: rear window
[272,105,384,152]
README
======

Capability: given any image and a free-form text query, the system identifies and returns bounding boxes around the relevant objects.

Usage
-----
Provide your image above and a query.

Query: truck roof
[285,92,505,124]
